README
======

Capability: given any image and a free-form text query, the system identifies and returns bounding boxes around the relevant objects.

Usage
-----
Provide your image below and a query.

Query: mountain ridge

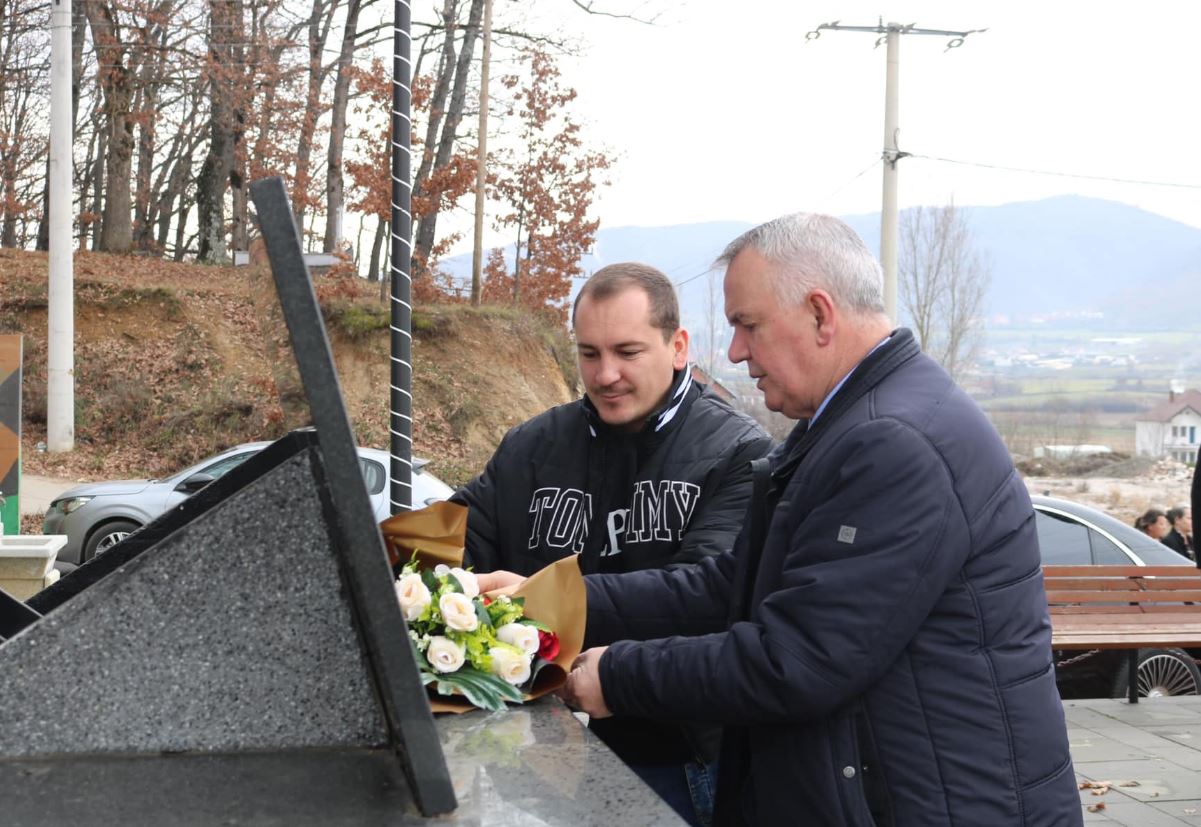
[445,196,1201,331]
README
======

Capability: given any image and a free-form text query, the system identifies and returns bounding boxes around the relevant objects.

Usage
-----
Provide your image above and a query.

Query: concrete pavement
[1071,697,1201,824]
[17,476,77,516]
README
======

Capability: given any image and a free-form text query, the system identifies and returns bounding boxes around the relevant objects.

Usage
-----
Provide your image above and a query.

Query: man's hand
[475,569,525,593]
[559,646,612,718]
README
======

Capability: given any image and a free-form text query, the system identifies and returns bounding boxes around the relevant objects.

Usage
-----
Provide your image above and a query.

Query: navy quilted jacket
[586,330,1081,826]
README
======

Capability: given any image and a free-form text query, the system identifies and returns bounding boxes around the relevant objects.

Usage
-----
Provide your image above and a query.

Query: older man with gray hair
[487,212,1082,825]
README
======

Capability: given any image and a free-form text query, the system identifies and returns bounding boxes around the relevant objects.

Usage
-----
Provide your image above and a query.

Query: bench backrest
[1042,565,1201,615]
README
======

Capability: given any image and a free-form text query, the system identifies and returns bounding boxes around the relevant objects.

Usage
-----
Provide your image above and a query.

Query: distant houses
[1135,389,1201,463]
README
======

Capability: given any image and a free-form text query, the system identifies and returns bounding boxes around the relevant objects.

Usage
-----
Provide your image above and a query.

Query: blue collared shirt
[810,335,892,426]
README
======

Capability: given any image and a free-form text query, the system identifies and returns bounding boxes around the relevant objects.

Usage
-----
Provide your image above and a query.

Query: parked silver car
[44,443,455,565]
[1033,494,1200,699]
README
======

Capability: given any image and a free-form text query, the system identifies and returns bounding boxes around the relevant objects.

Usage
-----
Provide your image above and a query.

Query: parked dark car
[1032,494,1200,699]
[44,443,454,566]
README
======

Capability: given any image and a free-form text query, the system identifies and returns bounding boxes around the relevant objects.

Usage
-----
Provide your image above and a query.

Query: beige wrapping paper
[380,502,586,714]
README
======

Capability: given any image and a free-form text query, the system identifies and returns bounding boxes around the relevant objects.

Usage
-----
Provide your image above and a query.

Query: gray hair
[715,213,885,314]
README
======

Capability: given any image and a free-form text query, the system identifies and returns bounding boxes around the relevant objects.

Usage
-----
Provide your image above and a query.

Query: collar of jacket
[771,328,921,483]
[581,367,698,442]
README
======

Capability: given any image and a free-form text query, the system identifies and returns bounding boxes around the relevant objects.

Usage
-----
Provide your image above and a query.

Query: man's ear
[808,290,836,346]
[671,328,690,370]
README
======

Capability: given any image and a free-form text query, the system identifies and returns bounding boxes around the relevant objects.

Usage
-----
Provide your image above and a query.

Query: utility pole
[806,19,984,325]
[470,0,493,306]
[48,0,74,452]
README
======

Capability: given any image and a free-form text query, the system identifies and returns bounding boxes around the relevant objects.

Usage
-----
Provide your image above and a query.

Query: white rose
[496,623,540,656]
[439,592,479,632]
[434,564,451,577]
[449,567,480,598]
[395,573,431,622]
[490,645,532,686]
[426,636,466,673]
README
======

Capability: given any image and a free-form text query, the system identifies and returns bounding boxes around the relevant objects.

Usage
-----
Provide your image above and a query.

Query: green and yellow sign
[0,335,21,534]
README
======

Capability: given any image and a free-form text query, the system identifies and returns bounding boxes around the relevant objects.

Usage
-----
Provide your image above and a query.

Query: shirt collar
[810,334,892,426]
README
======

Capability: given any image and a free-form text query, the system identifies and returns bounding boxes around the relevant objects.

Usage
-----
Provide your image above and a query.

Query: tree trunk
[196,0,243,262]
[172,196,191,260]
[83,0,135,253]
[291,0,337,236]
[413,0,483,273]
[323,0,362,253]
[367,214,386,282]
[89,124,105,251]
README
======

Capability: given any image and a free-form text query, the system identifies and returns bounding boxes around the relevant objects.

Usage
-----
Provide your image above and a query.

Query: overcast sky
[507,0,1201,235]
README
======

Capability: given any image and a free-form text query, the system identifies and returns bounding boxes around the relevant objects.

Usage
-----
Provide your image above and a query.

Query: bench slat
[1043,565,1200,578]
[1046,590,1201,604]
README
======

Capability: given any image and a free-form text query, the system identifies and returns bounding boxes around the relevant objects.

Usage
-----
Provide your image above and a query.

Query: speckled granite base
[0,450,388,757]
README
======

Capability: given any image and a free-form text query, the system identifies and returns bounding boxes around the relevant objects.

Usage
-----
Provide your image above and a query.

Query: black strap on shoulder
[747,457,773,563]
[728,457,775,622]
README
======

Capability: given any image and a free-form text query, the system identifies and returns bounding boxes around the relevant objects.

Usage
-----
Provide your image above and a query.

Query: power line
[909,153,1201,190]
[673,268,711,288]
[817,158,881,210]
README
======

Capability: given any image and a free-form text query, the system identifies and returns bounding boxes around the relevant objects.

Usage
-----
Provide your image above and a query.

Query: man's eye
[619,350,642,359]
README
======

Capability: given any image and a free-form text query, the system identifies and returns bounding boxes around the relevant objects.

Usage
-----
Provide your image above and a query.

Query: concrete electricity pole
[48,0,74,452]
[806,19,984,325]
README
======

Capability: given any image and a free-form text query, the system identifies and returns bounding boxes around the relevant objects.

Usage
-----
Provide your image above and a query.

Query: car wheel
[1111,648,1201,699]
[84,520,140,562]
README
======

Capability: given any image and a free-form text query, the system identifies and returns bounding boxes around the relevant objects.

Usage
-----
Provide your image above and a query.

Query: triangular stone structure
[1,434,387,758]
[0,178,455,820]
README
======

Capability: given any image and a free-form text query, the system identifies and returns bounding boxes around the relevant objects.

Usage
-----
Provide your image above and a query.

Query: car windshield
[198,452,256,481]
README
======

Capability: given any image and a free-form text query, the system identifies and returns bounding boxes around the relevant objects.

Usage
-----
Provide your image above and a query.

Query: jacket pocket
[831,705,892,827]
[854,706,893,827]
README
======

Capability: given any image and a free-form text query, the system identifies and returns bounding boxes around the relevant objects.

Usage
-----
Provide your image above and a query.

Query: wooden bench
[1042,565,1201,703]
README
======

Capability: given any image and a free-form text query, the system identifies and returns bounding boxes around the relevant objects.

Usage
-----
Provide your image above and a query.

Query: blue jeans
[626,760,718,827]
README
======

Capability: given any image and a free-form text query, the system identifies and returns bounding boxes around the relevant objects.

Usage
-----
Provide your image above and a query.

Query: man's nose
[594,354,621,385]
[727,329,747,364]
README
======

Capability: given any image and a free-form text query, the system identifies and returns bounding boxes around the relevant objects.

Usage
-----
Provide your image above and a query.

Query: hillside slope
[0,250,576,487]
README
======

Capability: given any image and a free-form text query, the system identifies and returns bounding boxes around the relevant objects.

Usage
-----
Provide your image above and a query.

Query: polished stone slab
[0,697,685,826]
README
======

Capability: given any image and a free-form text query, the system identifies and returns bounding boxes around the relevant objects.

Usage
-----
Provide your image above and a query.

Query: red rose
[537,629,560,661]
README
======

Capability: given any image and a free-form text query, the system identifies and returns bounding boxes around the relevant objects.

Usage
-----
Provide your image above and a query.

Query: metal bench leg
[1128,650,1139,704]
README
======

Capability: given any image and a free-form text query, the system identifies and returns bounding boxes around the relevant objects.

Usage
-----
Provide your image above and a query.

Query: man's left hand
[559,646,612,718]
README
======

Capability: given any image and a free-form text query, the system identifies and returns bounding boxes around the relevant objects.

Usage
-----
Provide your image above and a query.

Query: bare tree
[196,0,244,262]
[0,0,48,248]
[898,202,990,383]
[699,268,724,377]
[322,0,371,253]
[82,0,138,252]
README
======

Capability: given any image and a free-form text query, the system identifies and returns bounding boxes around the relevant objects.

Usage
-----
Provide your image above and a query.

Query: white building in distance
[1135,389,1201,463]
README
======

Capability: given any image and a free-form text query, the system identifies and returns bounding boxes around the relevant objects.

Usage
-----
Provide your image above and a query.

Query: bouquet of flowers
[381,501,584,714]
[395,558,561,712]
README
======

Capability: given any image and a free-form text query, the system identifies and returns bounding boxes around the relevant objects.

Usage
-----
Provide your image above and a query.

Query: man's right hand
[476,570,525,592]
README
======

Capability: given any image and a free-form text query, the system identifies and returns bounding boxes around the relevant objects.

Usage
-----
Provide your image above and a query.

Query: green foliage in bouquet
[395,557,559,713]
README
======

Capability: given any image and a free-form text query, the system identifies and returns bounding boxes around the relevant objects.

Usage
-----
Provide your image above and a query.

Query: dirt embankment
[0,249,576,488]
[1019,453,1195,526]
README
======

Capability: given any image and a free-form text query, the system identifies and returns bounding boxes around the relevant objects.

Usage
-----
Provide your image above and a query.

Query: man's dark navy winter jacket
[585,331,1082,826]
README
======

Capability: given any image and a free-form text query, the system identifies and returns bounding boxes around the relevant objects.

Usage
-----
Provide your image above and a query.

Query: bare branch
[567,0,661,24]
